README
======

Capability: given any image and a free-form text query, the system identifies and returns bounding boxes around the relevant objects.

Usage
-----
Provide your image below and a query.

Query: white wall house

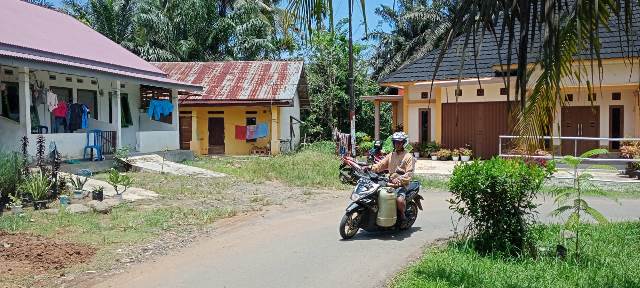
[0,0,200,159]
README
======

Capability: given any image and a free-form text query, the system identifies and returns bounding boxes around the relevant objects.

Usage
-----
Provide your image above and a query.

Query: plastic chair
[83,129,103,161]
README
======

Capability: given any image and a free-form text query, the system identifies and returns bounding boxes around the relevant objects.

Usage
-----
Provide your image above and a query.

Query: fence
[100,130,117,155]
[498,135,640,163]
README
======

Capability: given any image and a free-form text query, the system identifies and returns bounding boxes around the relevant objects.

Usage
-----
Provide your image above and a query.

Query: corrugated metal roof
[0,0,198,90]
[153,61,306,105]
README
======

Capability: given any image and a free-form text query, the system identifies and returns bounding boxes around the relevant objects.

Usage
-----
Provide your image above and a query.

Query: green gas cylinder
[376,187,397,227]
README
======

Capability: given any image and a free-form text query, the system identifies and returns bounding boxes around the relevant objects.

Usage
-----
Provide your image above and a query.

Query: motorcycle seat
[406,181,420,193]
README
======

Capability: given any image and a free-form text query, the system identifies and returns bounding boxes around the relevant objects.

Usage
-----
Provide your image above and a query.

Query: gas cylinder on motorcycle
[376,187,397,227]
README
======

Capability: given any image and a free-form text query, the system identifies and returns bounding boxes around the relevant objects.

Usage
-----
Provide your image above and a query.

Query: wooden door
[418,109,430,144]
[442,101,514,159]
[561,106,600,156]
[208,117,225,154]
[179,116,192,150]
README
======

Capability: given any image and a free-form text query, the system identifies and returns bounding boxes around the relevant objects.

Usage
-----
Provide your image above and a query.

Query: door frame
[418,108,430,144]
[208,117,225,154]
[178,114,192,150]
[609,105,624,151]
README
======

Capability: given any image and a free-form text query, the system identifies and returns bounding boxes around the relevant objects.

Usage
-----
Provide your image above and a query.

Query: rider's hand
[390,178,401,185]
[362,165,371,171]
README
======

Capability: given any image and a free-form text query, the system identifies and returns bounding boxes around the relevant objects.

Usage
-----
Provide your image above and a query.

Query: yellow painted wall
[180,106,273,155]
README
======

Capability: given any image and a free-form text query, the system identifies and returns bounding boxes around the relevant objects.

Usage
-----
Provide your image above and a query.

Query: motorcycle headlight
[350,193,360,201]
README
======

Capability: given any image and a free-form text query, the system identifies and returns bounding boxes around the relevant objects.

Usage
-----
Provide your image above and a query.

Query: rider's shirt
[371,150,415,186]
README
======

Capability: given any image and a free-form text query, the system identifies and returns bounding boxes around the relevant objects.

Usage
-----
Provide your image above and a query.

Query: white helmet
[391,132,408,145]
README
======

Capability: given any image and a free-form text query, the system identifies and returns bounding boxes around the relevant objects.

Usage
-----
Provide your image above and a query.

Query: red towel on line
[235,125,247,140]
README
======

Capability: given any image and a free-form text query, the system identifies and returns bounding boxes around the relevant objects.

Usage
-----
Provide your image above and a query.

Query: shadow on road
[342,227,423,242]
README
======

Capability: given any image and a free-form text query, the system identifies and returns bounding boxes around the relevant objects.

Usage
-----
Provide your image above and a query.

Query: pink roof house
[0,0,201,159]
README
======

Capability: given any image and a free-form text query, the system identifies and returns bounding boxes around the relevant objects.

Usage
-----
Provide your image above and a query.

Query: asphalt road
[91,192,640,288]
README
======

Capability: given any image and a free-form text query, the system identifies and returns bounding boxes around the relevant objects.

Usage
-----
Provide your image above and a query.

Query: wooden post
[270,106,280,155]
[374,100,380,140]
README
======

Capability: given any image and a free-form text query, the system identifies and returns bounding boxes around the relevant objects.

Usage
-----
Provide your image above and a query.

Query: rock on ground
[67,204,91,214]
[93,202,111,214]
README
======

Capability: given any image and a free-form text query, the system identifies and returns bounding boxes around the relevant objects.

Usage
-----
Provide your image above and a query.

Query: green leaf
[584,206,609,224]
[579,148,609,159]
[551,205,574,216]
[565,211,580,229]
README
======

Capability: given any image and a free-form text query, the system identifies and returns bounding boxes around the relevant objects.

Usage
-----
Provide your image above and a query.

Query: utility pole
[348,0,356,156]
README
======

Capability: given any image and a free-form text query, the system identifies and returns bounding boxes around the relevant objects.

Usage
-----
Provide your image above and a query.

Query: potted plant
[460,148,473,162]
[451,149,460,161]
[70,175,88,199]
[107,168,133,201]
[421,142,440,158]
[91,186,104,201]
[20,171,51,210]
[8,193,23,215]
[430,152,438,161]
[410,142,421,158]
[436,149,452,161]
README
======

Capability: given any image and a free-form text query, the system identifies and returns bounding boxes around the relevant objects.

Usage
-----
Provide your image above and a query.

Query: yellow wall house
[153,61,309,155]
[366,8,640,159]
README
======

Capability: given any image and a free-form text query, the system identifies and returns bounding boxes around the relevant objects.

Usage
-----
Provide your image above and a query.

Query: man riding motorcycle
[364,132,415,224]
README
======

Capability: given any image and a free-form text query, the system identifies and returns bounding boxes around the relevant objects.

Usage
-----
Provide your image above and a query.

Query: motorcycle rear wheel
[400,202,419,230]
[339,213,360,239]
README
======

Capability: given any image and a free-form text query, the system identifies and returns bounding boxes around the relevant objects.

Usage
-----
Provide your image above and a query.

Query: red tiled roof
[153,61,306,105]
[0,0,198,90]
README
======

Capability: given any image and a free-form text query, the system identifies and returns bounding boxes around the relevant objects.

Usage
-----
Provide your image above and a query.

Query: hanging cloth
[121,95,133,127]
[256,123,269,138]
[246,125,257,140]
[235,125,247,140]
[46,90,58,112]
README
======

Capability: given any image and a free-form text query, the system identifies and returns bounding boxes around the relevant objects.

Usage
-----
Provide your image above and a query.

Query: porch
[0,66,180,159]
[361,94,404,140]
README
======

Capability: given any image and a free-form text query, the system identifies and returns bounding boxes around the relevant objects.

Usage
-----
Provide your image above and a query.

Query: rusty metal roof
[152,61,308,106]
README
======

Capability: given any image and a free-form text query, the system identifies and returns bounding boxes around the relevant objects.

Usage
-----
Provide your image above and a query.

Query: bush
[359,141,374,155]
[448,157,550,255]
[0,152,24,198]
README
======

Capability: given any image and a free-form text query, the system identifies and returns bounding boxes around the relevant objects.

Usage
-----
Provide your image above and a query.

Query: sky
[47,0,392,42]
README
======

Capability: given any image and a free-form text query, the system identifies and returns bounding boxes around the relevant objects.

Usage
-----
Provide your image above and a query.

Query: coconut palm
[62,0,135,45]
[433,0,638,149]
[370,0,454,81]
[286,0,368,36]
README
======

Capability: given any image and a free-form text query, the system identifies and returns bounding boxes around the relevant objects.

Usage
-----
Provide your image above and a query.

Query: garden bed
[0,231,95,275]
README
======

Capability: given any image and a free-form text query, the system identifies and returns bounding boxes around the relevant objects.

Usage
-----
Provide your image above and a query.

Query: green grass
[186,141,346,189]
[392,222,640,288]
[0,204,234,245]
[415,175,449,191]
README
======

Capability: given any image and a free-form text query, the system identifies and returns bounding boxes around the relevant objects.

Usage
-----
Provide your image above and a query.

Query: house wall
[180,106,273,155]
[0,67,180,158]
[399,61,640,153]
[278,92,302,152]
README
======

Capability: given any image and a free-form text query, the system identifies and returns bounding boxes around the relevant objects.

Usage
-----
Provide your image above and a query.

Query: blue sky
[48,0,391,41]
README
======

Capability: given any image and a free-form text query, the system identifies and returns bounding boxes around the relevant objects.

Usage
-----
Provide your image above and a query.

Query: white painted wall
[0,116,23,152]
[137,131,179,153]
[279,92,302,151]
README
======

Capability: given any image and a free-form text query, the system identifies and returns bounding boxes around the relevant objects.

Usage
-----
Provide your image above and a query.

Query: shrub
[359,141,374,155]
[19,171,52,201]
[448,157,550,255]
[0,152,24,198]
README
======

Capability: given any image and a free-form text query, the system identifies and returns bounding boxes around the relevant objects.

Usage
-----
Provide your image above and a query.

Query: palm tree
[62,0,135,45]
[286,0,368,36]
[370,0,454,81]
[433,0,638,149]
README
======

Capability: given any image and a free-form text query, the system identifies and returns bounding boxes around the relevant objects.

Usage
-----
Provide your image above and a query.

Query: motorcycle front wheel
[400,201,419,230]
[339,212,360,239]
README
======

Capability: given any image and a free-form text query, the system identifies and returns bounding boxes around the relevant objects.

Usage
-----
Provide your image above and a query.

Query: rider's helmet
[373,140,383,150]
[391,132,408,150]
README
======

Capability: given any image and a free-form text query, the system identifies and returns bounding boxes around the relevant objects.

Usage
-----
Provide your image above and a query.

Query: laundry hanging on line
[235,125,247,140]
[147,99,173,121]
[235,123,269,140]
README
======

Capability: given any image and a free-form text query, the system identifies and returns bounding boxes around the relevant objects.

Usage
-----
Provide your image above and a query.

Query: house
[368,10,640,159]
[0,0,200,159]
[153,61,309,155]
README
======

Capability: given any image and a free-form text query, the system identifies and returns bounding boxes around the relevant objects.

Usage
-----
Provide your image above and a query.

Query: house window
[4,69,13,75]
[49,75,56,80]
[76,78,84,84]
[65,77,72,82]
[121,93,133,128]
[455,89,462,96]
[140,85,172,124]
[500,88,508,95]
[1,82,19,122]
[246,116,257,143]
[612,92,621,101]
[476,89,484,96]
[589,93,597,101]
[77,89,98,120]
[421,92,429,99]
[565,94,574,102]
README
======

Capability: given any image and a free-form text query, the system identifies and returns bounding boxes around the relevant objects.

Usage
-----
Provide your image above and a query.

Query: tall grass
[392,222,640,288]
[187,141,345,189]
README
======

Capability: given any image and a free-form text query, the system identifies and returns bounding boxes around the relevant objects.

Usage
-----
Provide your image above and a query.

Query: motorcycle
[339,150,385,185]
[339,169,423,240]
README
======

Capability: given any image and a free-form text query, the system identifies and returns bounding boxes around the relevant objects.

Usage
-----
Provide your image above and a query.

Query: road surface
[91,192,640,288]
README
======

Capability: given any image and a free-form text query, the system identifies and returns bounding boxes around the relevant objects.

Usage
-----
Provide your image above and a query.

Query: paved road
[92,192,640,288]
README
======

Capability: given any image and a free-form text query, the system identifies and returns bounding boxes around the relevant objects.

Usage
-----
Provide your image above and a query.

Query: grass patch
[415,175,449,191]
[392,222,640,288]
[0,204,235,246]
[186,141,346,189]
